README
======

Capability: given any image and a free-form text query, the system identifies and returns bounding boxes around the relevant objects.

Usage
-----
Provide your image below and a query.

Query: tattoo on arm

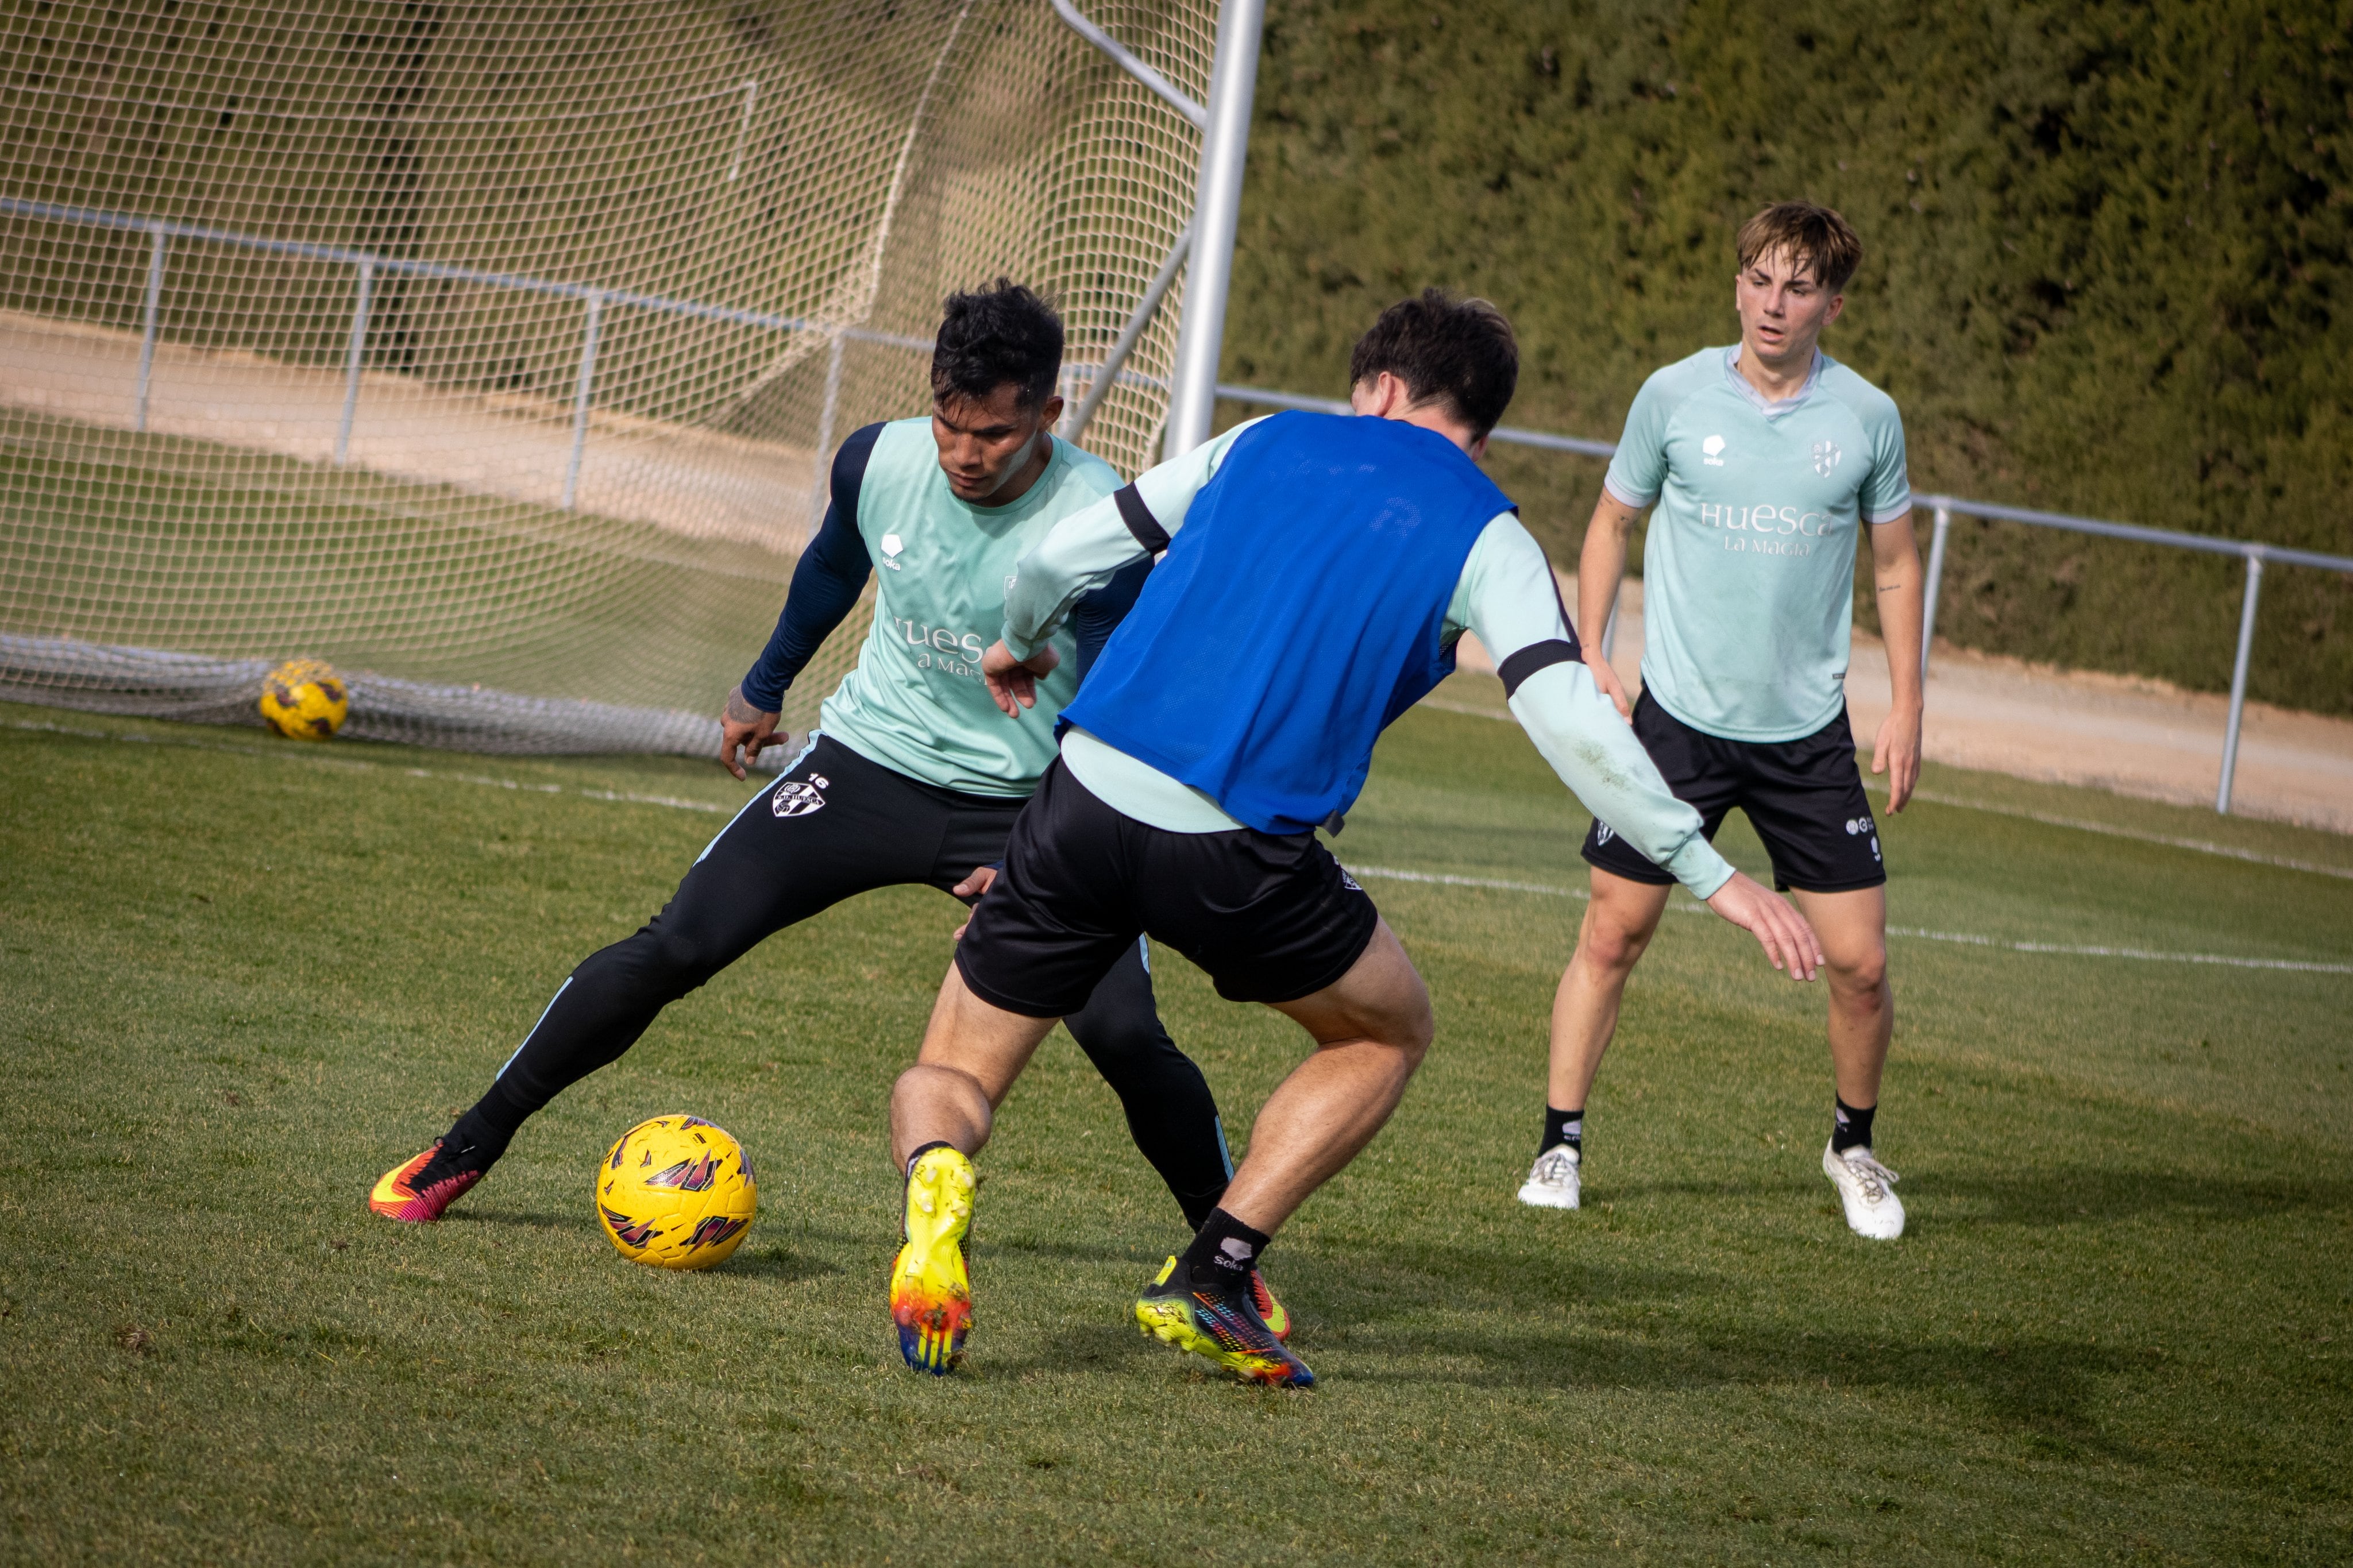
[724,686,774,725]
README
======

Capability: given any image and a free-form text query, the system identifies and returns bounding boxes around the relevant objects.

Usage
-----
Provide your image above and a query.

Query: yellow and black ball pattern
[596,1115,758,1270]
[259,659,349,740]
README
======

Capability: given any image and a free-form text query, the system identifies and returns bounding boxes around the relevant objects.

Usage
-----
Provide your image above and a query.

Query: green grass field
[3,690,2349,1563]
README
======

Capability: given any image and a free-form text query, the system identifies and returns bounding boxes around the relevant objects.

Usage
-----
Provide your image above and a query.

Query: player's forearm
[1870,513,1925,711]
[1511,662,1734,898]
[1577,495,1640,644]
[1001,494,1148,661]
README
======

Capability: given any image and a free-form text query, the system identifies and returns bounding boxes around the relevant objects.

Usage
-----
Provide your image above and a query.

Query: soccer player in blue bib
[371,284,1277,1322]
[1515,203,1924,1240]
[881,292,1826,1384]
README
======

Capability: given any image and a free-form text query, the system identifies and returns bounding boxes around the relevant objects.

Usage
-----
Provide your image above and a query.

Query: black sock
[1541,1105,1584,1158]
[1178,1207,1271,1291]
[433,1079,530,1175]
[1832,1098,1876,1153]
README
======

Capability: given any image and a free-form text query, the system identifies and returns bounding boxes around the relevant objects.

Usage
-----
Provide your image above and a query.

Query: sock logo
[1218,1237,1256,1264]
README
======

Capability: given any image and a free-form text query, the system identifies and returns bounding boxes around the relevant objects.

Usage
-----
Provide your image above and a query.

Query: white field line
[4,719,731,814]
[1860,779,2353,882]
[1418,693,2353,881]
[11,719,2347,974]
[1344,864,2353,977]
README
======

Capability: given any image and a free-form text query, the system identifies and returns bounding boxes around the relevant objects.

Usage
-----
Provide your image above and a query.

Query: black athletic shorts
[1581,691,1887,894]
[957,760,1382,1016]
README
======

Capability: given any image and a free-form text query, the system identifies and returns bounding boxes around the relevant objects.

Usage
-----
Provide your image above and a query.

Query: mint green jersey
[1603,346,1911,743]
[819,419,1120,795]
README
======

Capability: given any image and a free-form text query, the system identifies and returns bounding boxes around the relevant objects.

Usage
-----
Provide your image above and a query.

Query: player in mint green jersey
[1517,204,1923,1239]
[371,286,1275,1338]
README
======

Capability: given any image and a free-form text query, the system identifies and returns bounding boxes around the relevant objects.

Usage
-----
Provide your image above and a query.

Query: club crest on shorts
[1594,822,1617,845]
[772,773,830,818]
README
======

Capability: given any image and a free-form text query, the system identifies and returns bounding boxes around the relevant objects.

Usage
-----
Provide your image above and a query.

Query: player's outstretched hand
[1585,651,1634,721]
[1872,700,1923,813]
[719,686,786,780]
[982,639,1060,717]
[948,863,998,939]
[1703,871,1825,981]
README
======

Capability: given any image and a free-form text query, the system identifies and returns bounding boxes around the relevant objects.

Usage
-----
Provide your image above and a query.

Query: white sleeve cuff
[1602,477,1657,510]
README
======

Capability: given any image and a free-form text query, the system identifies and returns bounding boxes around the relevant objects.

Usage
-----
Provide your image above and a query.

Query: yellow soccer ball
[259,658,349,740]
[595,1115,758,1270]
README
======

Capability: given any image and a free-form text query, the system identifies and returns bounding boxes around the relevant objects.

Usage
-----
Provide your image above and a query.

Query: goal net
[0,0,1214,756]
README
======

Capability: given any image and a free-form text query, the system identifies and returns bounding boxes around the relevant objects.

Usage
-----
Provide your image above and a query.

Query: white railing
[1216,385,2353,816]
[13,188,2345,814]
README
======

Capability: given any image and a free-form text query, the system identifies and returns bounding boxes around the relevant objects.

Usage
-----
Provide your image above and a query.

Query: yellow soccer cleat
[890,1145,976,1375]
[1134,1256,1314,1388]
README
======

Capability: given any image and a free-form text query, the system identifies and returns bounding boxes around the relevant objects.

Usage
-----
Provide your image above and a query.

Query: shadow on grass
[719,1246,841,1285]
[1914,1165,2353,1229]
[1596,1164,2353,1231]
[448,1209,577,1231]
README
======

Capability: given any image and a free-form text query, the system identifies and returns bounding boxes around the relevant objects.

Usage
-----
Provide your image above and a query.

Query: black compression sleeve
[739,423,882,712]
[1070,555,1153,683]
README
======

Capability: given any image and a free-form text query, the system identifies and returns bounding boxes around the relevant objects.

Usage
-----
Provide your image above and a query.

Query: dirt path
[0,311,816,550]
[1453,576,2353,835]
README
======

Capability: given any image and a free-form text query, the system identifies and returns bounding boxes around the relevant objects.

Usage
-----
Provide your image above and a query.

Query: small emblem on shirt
[1701,434,1727,467]
[880,533,905,570]
[1811,440,1843,477]
[772,774,830,818]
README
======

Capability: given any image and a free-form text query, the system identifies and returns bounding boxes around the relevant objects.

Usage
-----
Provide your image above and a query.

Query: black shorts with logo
[1581,691,1887,894]
[957,760,1382,1016]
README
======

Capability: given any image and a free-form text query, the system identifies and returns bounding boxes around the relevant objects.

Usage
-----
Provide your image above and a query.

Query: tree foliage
[1226,0,2353,712]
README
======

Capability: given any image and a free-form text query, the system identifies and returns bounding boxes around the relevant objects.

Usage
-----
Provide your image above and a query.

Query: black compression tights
[460,737,1232,1227]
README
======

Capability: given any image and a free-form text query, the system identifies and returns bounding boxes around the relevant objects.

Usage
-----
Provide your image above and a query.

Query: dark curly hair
[931,278,1063,411]
[1347,288,1519,440]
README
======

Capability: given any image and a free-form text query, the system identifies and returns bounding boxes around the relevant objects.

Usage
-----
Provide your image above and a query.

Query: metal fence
[1220,385,2353,817]
[10,188,2347,815]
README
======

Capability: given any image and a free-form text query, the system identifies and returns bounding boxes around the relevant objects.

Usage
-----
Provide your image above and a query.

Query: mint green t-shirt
[1603,346,1911,743]
[819,419,1120,795]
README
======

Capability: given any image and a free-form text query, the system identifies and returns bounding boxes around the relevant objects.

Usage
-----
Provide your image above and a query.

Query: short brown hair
[1347,288,1519,439]
[1735,202,1862,293]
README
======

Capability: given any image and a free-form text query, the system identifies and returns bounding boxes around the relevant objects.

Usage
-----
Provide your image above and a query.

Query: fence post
[1919,503,1951,679]
[335,257,373,466]
[2215,550,2265,815]
[134,221,167,433]
[563,291,603,512]
[808,329,846,526]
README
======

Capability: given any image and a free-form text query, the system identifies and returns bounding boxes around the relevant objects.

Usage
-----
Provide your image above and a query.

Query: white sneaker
[1822,1141,1904,1239]
[1517,1144,1581,1210]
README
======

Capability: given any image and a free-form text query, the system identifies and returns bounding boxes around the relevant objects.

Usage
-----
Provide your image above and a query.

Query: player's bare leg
[886,964,1056,1374]
[1546,871,1674,1113]
[1792,885,1903,1237]
[1791,885,1891,1107]
[890,961,1059,1168]
[1131,920,1432,1387]
[1520,870,1670,1209]
[1211,921,1434,1231]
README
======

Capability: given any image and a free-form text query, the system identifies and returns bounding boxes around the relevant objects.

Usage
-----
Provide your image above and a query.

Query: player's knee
[1575,916,1652,976]
[597,920,722,995]
[1829,944,1889,999]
